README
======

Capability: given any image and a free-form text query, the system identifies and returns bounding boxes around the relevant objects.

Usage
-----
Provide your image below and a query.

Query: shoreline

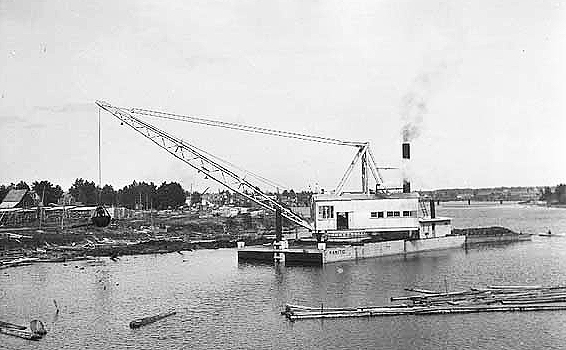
[1,226,531,270]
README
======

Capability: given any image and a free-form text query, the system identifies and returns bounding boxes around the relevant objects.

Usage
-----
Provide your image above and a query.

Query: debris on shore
[283,285,566,321]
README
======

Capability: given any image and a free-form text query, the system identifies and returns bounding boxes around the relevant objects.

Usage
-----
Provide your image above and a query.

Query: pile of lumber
[283,285,566,321]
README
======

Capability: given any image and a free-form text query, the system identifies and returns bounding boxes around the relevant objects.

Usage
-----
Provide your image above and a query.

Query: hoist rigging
[91,106,112,228]
[95,101,396,231]
[128,106,397,193]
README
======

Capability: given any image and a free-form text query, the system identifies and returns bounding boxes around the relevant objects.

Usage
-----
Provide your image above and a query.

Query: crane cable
[129,107,366,147]
[116,106,292,190]
[105,102,393,192]
[188,143,288,190]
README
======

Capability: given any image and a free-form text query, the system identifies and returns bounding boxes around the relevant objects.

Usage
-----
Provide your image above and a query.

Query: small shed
[0,189,38,209]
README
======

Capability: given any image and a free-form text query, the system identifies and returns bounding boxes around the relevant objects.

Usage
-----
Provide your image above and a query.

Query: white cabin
[311,192,452,240]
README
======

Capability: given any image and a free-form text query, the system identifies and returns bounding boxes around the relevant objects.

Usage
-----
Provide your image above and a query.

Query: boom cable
[189,143,288,190]
[129,107,366,147]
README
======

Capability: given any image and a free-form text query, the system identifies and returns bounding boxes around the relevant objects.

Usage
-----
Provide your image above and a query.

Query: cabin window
[403,211,411,217]
[370,212,378,218]
[393,211,400,217]
[387,211,394,217]
[378,211,384,218]
[318,205,334,219]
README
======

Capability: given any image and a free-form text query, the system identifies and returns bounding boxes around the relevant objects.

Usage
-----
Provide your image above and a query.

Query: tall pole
[98,107,102,204]
[39,186,45,230]
[361,150,368,194]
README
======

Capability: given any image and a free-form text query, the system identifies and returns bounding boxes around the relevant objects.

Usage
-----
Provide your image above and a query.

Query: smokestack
[402,143,410,159]
[429,199,436,219]
[402,143,411,193]
[275,208,282,242]
[403,180,411,193]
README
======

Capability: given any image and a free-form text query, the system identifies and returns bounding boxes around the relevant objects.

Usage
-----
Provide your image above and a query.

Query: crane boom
[96,100,313,230]
[117,104,396,194]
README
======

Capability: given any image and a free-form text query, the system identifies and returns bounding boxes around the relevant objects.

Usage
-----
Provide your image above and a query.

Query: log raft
[129,311,177,329]
[283,285,566,321]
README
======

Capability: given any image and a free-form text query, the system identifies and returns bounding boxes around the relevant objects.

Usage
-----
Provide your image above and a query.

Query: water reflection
[1,205,566,349]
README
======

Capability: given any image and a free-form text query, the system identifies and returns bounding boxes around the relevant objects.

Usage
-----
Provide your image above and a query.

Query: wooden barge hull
[238,236,465,265]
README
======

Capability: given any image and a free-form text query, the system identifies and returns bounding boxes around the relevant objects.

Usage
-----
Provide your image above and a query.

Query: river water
[2,202,566,350]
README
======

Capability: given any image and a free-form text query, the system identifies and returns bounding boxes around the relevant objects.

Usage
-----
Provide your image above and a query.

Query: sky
[0,0,565,193]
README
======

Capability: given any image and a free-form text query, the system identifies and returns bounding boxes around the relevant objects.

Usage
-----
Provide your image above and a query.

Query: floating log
[405,288,439,294]
[0,327,42,340]
[391,290,471,301]
[285,284,566,321]
[129,310,176,329]
[284,303,566,320]
[488,285,543,290]
[0,321,26,330]
[285,303,409,314]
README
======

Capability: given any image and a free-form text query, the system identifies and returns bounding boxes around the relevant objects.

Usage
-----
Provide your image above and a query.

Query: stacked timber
[283,285,566,321]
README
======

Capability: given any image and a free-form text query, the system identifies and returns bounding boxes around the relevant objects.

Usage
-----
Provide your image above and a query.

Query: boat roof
[313,192,419,202]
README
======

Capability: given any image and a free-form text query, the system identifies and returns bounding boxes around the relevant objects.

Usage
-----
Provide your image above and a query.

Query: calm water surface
[2,202,566,350]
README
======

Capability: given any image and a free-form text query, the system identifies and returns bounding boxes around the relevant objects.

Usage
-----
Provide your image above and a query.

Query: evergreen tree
[0,185,8,202]
[69,178,98,205]
[100,184,117,206]
[117,181,157,209]
[155,182,186,209]
[15,181,30,190]
[556,184,566,204]
[31,180,63,205]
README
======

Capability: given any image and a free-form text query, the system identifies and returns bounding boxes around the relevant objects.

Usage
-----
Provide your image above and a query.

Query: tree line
[540,184,566,204]
[0,179,187,210]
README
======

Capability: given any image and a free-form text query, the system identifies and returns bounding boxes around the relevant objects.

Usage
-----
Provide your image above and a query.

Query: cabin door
[336,212,349,230]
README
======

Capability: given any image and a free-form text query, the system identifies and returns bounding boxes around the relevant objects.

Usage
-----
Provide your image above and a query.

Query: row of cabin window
[318,205,416,220]
[318,205,334,219]
[370,211,417,218]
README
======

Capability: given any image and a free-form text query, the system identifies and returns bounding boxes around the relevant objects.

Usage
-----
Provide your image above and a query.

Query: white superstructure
[312,192,452,241]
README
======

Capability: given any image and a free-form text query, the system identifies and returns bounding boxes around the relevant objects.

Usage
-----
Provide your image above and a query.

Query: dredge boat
[238,142,465,264]
[95,102,464,265]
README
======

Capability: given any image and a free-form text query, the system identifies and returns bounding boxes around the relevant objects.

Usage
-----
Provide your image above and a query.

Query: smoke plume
[401,61,449,142]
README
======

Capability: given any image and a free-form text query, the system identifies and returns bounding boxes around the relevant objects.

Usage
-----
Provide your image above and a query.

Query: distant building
[58,192,76,206]
[0,189,39,209]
